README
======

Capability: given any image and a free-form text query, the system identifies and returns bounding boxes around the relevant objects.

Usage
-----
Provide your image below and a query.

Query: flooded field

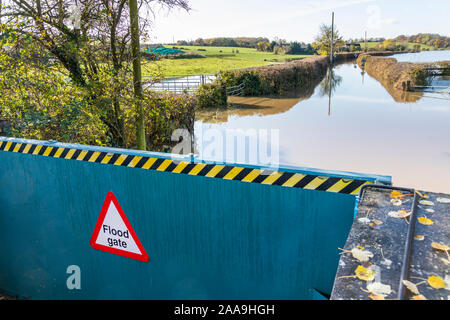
[195,51,450,193]
[392,50,450,63]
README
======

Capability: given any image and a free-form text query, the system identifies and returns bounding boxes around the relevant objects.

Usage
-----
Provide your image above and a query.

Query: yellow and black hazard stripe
[0,140,372,195]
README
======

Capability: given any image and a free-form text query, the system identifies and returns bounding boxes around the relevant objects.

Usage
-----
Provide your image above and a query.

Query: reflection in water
[319,67,343,116]
[196,73,324,123]
[319,67,343,97]
[358,60,423,103]
[195,51,450,193]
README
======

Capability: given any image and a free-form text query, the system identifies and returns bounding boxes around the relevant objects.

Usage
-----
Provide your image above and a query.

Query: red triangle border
[90,192,149,262]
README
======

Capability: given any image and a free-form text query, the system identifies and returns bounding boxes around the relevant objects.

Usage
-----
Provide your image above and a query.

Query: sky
[145,0,450,44]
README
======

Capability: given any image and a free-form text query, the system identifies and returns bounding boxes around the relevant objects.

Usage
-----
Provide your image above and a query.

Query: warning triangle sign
[90,192,149,262]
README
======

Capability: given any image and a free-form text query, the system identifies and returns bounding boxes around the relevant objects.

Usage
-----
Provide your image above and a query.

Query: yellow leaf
[398,210,411,217]
[355,265,375,282]
[431,242,450,252]
[415,190,424,198]
[428,276,446,289]
[414,235,425,241]
[411,295,427,300]
[413,190,429,199]
[418,217,434,225]
[369,293,385,300]
[390,190,405,199]
[372,219,383,225]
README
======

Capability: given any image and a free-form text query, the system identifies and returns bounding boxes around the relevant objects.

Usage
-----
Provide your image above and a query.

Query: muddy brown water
[194,51,450,193]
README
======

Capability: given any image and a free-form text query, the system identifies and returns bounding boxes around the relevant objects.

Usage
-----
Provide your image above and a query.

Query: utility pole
[364,31,367,52]
[330,12,334,64]
[129,0,146,150]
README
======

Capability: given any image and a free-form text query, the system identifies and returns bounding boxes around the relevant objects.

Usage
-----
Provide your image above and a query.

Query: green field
[142,45,313,76]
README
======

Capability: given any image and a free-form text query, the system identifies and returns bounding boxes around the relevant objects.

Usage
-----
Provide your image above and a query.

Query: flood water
[194,51,450,193]
[392,50,450,63]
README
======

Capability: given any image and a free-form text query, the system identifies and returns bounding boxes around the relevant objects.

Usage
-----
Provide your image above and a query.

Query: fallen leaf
[431,242,450,252]
[351,247,374,262]
[398,210,411,217]
[419,200,434,206]
[388,210,411,219]
[415,191,430,199]
[411,294,427,300]
[418,217,434,225]
[381,258,392,267]
[414,235,425,241]
[390,199,402,206]
[403,280,420,295]
[445,275,450,290]
[426,208,435,213]
[436,197,450,204]
[367,282,392,297]
[428,275,446,289]
[369,293,385,300]
[390,190,405,199]
[358,217,371,224]
[372,219,383,225]
[355,265,375,282]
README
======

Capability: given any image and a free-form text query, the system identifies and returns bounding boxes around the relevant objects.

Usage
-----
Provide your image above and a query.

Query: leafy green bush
[0,56,108,146]
[195,83,227,109]
[139,93,196,151]
[219,55,329,95]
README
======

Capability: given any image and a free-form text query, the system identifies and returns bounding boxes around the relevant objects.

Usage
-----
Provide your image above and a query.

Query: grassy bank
[356,54,445,91]
[142,45,313,75]
[219,53,357,96]
[357,42,437,51]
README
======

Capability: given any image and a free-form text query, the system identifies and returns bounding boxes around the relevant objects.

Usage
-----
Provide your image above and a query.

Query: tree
[269,41,277,52]
[0,29,107,144]
[129,0,145,150]
[256,41,270,52]
[289,42,302,54]
[312,23,344,55]
[0,0,190,148]
[193,38,205,46]
[319,67,342,97]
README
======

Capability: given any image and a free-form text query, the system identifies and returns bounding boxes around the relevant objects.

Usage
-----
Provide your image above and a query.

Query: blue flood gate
[0,137,391,299]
